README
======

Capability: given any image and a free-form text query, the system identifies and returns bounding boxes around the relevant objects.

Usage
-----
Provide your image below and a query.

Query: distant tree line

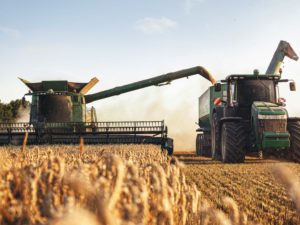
[0,99,30,122]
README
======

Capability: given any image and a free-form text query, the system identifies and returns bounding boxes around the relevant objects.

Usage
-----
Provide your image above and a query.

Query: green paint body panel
[29,92,86,123]
[42,81,68,92]
[251,101,289,150]
[253,102,287,115]
[198,84,227,130]
[262,132,290,149]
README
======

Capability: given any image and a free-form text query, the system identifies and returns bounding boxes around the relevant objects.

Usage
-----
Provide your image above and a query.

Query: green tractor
[196,40,300,162]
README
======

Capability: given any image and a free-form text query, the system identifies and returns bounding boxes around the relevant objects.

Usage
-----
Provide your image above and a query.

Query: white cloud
[135,17,177,34]
[184,0,205,14]
[0,26,21,39]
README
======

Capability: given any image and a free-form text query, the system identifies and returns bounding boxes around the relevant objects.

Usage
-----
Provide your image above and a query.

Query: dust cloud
[16,106,30,122]
[94,79,210,152]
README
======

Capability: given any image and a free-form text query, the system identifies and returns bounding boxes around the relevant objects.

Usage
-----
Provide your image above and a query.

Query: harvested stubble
[0,145,251,225]
[185,161,300,225]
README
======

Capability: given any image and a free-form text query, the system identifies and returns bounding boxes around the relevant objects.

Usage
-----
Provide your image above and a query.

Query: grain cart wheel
[196,134,204,156]
[221,122,246,163]
[287,121,300,162]
[202,132,212,157]
[211,113,221,160]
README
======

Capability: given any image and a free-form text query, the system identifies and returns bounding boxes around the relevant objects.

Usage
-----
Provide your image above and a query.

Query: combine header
[0,66,216,154]
[0,121,169,145]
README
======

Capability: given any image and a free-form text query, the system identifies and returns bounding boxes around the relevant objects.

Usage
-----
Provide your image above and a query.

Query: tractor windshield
[236,79,276,107]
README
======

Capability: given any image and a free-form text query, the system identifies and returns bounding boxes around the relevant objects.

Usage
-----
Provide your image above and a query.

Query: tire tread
[222,122,246,163]
[287,121,300,162]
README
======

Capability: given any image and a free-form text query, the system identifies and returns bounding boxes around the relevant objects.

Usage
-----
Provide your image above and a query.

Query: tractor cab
[217,72,296,120]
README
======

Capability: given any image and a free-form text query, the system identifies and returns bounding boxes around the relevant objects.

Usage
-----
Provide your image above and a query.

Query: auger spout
[266,40,298,75]
[85,66,216,103]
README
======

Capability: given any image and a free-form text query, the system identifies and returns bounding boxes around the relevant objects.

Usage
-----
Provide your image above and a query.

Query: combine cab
[1,66,216,154]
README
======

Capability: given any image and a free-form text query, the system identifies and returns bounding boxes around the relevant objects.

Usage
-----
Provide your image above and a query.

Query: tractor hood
[251,101,289,150]
[252,101,288,118]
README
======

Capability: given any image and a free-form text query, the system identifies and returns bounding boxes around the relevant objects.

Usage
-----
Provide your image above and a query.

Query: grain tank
[196,40,300,162]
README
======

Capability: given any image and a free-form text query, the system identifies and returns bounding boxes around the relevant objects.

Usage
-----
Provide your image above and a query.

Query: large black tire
[287,121,300,162]
[196,133,210,156]
[221,122,246,163]
[196,134,202,156]
[211,113,221,160]
[164,138,174,155]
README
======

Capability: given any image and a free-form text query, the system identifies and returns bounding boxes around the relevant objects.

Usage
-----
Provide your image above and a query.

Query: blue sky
[1,0,300,150]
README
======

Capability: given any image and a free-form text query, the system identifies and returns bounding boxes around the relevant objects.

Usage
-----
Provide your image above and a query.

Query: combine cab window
[237,80,276,107]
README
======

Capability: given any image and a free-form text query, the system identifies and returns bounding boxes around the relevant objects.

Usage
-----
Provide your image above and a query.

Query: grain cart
[196,40,300,162]
[0,66,215,154]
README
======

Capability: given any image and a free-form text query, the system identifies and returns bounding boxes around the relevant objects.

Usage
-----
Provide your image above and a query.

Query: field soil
[175,152,300,225]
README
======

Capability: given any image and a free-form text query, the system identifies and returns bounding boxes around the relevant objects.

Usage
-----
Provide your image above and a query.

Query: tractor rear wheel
[211,113,221,160]
[221,122,246,163]
[287,121,300,162]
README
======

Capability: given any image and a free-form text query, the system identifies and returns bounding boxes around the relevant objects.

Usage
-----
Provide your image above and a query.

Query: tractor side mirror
[214,83,221,92]
[290,82,296,91]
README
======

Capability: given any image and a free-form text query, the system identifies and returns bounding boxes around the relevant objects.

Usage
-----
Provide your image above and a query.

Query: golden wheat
[0,145,251,225]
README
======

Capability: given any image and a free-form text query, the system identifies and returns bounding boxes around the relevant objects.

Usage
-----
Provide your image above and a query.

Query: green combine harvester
[196,40,300,163]
[0,66,215,154]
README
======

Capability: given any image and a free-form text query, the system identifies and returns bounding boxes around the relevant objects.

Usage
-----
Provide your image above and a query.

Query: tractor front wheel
[287,121,300,162]
[221,122,246,163]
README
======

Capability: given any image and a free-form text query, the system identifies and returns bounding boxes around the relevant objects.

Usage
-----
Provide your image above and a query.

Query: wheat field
[0,145,299,225]
[182,156,300,225]
[0,145,251,225]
